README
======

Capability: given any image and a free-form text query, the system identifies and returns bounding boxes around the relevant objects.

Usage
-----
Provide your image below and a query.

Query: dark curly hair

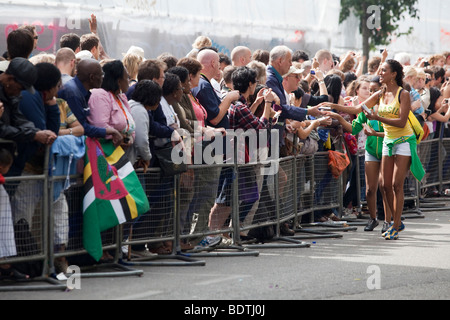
[101,60,126,93]
[166,66,189,83]
[162,72,181,96]
[385,59,404,87]
[131,80,162,107]
[232,66,257,94]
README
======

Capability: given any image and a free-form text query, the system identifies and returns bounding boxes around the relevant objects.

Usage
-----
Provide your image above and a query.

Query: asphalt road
[2,207,450,303]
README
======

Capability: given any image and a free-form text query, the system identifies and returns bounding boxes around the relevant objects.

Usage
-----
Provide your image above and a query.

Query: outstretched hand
[307,105,324,118]
[89,14,98,34]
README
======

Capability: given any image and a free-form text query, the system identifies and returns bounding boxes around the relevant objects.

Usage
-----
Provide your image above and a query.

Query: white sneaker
[194,236,222,250]
[216,237,233,248]
[342,208,353,218]
[130,249,157,258]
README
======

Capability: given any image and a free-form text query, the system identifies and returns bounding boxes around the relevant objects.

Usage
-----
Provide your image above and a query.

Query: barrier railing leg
[122,174,206,266]
[297,149,358,234]
[245,159,311,250]
[187,159,260,257]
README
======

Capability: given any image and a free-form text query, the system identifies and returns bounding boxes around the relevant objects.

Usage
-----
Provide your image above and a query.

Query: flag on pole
[82,138,149,261]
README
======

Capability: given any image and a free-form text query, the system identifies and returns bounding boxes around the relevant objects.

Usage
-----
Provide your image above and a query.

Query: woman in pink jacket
[88,60,136,148]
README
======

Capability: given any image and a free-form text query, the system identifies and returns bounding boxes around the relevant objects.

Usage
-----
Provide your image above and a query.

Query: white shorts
[365,151,381,163]
[382,141,411,157]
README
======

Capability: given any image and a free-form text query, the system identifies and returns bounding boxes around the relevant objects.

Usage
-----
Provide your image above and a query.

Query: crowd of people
[1,14,450,280]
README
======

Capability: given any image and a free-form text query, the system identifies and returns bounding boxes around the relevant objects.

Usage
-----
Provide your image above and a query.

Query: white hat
[76,50,94,60]
[283,66,305,78]
[122,46,146,60]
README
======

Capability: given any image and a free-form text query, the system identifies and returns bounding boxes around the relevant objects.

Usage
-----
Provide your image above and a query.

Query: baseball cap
[283,66,305,78]
[76,50,95,61]
[5,57,37,94]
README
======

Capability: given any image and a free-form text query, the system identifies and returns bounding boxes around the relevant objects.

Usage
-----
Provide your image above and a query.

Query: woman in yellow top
[319,59,424,240]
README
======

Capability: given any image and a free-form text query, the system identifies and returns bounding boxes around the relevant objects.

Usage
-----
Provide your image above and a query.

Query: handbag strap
[112,93,130,133]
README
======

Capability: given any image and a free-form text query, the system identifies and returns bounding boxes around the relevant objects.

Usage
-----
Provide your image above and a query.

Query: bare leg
[365,161,381,220]
[381,156,395,223]
[391,155,411,230]
[378,168,392,224]
[381,154,411,231]
[208,204,232,231]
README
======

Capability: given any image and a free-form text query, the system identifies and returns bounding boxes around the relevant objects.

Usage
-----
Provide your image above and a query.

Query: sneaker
[381,221,405,233]
[130,249,158,258]
[280,223,295,236]
[194,236,222,250]
[216,237,233,248]
[342,207,353,218]
[384,222,405,233]
[381,222,390,234]
[364,219,379,232]
[383,227,399,240]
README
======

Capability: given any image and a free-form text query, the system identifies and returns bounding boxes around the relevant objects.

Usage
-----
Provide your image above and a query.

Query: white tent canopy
[0,0,448,61]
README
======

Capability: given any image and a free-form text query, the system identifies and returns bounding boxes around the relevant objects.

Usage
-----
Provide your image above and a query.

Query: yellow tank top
[377,87,413,139]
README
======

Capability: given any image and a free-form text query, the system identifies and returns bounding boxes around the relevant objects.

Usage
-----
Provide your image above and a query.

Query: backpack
[408,111,424,144]
[399,88,424,144]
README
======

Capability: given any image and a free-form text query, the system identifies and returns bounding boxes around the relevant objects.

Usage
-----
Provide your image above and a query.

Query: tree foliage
[339,0,420,50]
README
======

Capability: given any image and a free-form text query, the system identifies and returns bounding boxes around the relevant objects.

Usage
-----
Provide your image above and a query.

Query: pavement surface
[1,207,450,302]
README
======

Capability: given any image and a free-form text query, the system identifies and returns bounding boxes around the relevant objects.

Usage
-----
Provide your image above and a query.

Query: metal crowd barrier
[1,131,358,291]
[419,125,450,211]
[16,125,450,291]
[1,146,66,291]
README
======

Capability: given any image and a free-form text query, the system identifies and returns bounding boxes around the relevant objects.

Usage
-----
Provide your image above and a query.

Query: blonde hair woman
[123,53,144,85]
[186,36,212,58]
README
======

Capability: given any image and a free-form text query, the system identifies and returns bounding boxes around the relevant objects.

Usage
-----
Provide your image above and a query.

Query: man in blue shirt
[266,45,323,121]
[189,48,240,248]
[192,48,240,130]
[266,45,324,150]
[58,58,123,145]
[266,46,324,236]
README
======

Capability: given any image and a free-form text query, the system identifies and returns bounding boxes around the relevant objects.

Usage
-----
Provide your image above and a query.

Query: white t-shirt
[154,97,181,147]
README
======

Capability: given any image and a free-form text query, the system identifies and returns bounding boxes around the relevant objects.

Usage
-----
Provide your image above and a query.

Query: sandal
[180,241,194,251]
[327,213,341,221]
[163,241,173,253]
[149,246,171,255]
[0,265,30,282]
[99,251,114,263]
